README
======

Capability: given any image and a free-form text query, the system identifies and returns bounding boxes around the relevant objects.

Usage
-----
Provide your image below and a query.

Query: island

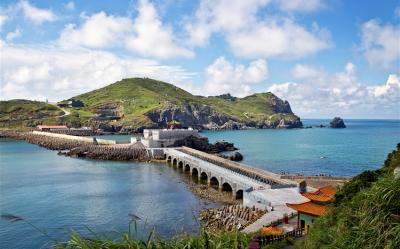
[0,78,302,132]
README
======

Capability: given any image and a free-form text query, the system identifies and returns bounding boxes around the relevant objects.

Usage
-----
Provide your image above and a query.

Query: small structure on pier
[37,125,69,132]
[286,185,336,234]
[141,128,199,148]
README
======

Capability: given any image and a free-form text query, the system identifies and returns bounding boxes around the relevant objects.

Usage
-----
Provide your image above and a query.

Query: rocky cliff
[1,78,303,131]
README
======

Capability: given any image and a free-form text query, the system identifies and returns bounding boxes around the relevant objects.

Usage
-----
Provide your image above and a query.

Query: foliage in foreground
[56,228,252,249]
[298,143,400,249]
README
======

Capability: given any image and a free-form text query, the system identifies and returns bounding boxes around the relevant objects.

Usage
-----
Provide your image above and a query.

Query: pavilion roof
[301,192,332,202]
[317,186,337,196]
[301,185,337,203]
[287,201,327,217]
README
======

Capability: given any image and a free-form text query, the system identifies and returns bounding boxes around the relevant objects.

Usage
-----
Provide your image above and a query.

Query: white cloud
[275,0,322,12]
[291,64,322,79]
[186,0,330,58]
[360,19,400,70]
[18,0,56,24]
[59,0,191,59]
[227,19,331,58]
[0,42,194,101]
[185,0,270,46]
[6,29,21,42]
[59,12,133,49]
[64,1,75,11]
[268,63,400,118]
[204,57,268,97]
[125,0,193,58]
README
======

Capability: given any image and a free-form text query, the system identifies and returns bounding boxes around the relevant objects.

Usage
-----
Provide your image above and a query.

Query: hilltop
[0,78,302,132]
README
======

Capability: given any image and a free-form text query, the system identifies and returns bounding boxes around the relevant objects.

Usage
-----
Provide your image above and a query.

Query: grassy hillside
[0,99,63,129]
[1,78,301,130]
[64,78,300,128]
[298,144,400,249]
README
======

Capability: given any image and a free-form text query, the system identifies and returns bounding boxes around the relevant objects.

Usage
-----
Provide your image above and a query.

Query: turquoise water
[0,139,215,249]
[0,119,399,248]
[204,119,400,176]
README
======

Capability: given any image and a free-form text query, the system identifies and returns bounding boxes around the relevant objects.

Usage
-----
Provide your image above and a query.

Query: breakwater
[200,205,266,231]
[63,143,149,161]
[0,131,150,161]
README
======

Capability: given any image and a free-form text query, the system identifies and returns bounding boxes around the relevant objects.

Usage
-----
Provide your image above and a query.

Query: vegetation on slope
[57,228,252,249]
[1,78,301,130]
[0,99,63,129]
[65,78,300,129]
[298,143,400,249]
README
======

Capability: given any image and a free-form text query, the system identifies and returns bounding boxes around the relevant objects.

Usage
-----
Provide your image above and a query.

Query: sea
[0,119,399,248]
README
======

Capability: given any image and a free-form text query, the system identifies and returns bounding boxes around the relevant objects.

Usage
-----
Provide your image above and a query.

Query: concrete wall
[243,191,271,210]
[142,129,199,148]
[164,148,267,199]
[155,129,199,140]
[32,131,116,145]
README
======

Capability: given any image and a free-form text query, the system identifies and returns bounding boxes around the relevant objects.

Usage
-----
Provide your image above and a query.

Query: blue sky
[0,0,399,118]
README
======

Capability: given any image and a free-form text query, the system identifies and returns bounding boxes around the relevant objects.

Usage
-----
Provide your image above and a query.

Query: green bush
[298,145,400,249]
[57,228,252,249]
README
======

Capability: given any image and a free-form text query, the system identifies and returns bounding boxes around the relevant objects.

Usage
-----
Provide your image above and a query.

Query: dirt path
[49,102,71,117]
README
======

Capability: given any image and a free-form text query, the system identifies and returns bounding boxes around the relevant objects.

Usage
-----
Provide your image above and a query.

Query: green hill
[0,99,63,129]
[62,78,302,132]
[0,78,302,131]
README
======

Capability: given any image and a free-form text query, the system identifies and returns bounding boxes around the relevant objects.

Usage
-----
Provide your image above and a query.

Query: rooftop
[37,125,68,129]
[287,201,328,217]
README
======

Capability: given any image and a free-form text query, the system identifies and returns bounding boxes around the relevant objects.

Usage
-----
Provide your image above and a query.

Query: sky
[0,0,399,119]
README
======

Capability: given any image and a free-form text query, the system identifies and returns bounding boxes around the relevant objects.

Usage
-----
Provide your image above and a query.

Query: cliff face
[145,100,302,130]
[2,78,303,131]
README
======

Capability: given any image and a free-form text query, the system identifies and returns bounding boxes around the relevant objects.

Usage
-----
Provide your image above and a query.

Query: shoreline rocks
[200,205,266,231]
[172,135,237,153]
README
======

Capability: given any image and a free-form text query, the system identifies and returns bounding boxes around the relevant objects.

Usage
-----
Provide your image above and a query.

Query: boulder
[330,117,346,128]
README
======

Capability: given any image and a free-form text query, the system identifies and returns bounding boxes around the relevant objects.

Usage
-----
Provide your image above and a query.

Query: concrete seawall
[32,131,116,145]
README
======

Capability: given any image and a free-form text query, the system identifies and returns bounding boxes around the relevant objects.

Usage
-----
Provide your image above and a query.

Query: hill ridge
[1,78,302,132]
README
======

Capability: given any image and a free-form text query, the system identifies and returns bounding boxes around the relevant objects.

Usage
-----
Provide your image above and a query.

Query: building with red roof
[287,185,336,233]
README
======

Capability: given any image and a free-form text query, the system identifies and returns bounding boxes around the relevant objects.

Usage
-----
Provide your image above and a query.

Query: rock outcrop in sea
[330,117,346,128]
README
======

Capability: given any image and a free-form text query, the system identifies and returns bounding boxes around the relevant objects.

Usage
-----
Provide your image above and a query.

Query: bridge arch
[191,167,199,178]
[172,158,177,166]
[200,171,208,183]
[178,161,184,169]
[235,189,243,200]
[209,176,219,189]
[166,155,171,162]
[222,182,233,193]
[184,164,190,173]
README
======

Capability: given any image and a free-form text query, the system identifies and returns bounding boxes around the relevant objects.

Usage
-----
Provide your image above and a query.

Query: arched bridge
[164,147,297,199]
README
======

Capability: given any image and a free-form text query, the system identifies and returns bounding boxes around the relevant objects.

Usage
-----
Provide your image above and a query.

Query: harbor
[0,127,348,236]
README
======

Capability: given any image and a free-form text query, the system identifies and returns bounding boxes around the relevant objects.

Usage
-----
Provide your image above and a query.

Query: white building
[243,187,310,211]
[140,128,200,148]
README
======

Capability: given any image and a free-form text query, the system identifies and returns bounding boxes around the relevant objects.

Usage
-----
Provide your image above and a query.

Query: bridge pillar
[218,180,223,192]
[232,184,237,198]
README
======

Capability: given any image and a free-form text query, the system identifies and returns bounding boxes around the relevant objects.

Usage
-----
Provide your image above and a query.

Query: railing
[258,228,304,245]
[178,147,296,187]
